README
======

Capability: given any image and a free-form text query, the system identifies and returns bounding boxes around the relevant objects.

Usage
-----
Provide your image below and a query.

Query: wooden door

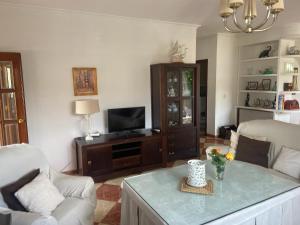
[0,53,28,145]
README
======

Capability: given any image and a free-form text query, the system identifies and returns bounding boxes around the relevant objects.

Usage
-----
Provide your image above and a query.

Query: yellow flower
[225,152,234,161]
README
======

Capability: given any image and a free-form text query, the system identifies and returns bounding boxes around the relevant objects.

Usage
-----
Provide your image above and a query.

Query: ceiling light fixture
[219,0,284,33]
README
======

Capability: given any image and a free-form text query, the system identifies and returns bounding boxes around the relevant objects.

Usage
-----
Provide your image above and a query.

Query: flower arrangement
[208,149,234,180]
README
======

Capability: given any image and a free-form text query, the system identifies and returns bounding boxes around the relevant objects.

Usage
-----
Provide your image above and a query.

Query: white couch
[207,119,300,183]
[0,144,96,225]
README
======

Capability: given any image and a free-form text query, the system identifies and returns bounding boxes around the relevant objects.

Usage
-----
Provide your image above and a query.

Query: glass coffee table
[121,160,300,225]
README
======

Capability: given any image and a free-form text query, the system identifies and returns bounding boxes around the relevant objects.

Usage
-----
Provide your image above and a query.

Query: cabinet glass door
[181,68,194,125]
[167,71,179,97]
[181,69,194,97]
[167,101,180,127]
[182,98,193,125]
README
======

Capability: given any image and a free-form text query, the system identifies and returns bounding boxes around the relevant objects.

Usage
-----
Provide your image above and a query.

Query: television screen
[108,107,145,133]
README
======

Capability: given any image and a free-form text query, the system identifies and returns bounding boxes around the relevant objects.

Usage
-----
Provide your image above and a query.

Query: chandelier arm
[222,18,241,33]
[233,9,248,32]
[253,14,278,32]
[252,6,272,30]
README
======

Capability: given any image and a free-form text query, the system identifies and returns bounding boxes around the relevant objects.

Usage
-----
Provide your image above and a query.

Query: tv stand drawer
[113,155,141,170]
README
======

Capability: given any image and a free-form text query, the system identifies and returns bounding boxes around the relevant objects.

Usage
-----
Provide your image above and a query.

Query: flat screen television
[108,107,145,133]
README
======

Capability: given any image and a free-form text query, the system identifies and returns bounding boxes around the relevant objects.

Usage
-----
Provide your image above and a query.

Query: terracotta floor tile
[97,184,121,201]
[94,200,116,223]
[101,203,121,225]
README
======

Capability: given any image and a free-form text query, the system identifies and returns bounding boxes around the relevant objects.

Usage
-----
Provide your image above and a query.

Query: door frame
[196,59,208,136]
[0,52,28,144]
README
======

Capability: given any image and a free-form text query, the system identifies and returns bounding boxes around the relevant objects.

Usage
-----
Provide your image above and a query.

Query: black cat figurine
[259,45,272,58]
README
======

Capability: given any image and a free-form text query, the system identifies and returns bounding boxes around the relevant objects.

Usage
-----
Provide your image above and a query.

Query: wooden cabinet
[75,130,162,182]
[85,145,112,176]
[151,63,200,161]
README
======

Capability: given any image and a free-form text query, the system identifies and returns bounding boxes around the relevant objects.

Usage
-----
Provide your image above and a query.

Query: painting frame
[72,67,98,96]
[247,81,258,90]
[262,79,271,91]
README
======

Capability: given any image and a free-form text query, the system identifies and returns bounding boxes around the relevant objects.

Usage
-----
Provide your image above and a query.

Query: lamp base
[85,134,93,141]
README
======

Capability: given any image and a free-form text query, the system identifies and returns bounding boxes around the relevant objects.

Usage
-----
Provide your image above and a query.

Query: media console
[75,129,163,182]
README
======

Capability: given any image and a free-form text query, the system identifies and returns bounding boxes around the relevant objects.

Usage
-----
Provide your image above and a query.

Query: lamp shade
[219,0,233,17]
[271,0,284,14]
[75,99,100,115]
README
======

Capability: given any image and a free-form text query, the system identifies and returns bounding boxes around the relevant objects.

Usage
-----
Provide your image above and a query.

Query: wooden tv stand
[75,129,163,182]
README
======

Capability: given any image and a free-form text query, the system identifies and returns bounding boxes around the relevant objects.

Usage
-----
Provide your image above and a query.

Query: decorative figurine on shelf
[259,67,273,75]
[259,45,272,58]
[287,46,300,55]
[245,93,250,107]
[168,86,176,97]
[272,96,276,109]
[169,41,188,63]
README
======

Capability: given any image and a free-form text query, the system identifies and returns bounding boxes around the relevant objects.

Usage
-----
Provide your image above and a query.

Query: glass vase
[215,164,225,180]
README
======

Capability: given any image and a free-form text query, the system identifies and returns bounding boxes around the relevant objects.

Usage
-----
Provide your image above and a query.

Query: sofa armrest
[50,170,96,205]
[0,208,58,225]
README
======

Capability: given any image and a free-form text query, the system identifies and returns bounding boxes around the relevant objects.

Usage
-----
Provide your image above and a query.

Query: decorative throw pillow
[230,131,268,151]
[1,169,40,211]
[273,146,300,179]
[15,173,64,216]
[235,135,271,168]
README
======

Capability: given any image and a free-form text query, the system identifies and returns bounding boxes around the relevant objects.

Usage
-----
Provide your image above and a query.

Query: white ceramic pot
[187,159,207,187]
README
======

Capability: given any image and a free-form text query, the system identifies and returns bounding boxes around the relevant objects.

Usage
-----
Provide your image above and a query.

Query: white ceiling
[0,0,299,36]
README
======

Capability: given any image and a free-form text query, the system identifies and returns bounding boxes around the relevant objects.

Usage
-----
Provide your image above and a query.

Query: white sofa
[207,119,300,182]
[0,144,96,225]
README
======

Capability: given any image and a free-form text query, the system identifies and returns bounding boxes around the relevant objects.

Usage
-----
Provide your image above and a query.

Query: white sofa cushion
[273,146,300,180]
[15,173,64,216]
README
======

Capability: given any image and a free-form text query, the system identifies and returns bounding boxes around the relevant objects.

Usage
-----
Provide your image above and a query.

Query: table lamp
[75,99,100,141]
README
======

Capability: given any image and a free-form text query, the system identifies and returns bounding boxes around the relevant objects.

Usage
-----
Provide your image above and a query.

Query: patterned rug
[94,136,228,225]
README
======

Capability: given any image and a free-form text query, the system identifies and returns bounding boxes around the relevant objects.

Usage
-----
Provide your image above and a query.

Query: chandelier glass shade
[219,0,284,33]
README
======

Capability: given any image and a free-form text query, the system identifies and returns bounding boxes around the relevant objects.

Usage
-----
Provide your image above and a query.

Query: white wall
[0,3,197,171]
[196,35,217,135]
[215,34,238,134]
[196,33,238,135]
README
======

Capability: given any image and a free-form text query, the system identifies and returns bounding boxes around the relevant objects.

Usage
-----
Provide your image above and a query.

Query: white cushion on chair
[273,146,300,180]
[15,173,64,216]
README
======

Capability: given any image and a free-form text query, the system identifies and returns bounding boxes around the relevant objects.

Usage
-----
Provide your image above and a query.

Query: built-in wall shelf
[237,106,300,114]
[240,90,277,94]
[240,56,279,63]
[279,73,300,76]
[240,74,277,78]
[238,38,300,125]
[277,109,300,113]
[237,106,276,112]
[281,55,300,59]
[281,91,300,94]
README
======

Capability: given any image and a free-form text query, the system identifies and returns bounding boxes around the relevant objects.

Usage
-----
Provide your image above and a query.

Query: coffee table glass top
[124,160,299,225]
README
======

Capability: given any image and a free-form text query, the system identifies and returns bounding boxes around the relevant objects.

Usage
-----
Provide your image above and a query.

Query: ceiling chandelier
[219,0,284,33]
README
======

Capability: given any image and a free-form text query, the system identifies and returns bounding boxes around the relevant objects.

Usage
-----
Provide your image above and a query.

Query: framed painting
[72,67,98,96]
